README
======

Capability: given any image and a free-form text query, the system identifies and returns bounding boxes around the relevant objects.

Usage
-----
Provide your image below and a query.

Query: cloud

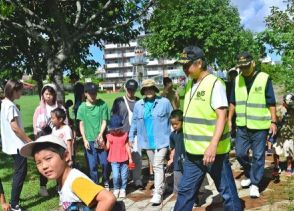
[230,0,287,32]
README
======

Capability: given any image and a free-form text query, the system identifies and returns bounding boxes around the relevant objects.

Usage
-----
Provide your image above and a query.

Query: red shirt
[106,132,129,163]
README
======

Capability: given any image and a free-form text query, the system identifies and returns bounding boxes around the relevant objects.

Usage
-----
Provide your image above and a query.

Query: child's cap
[108,114,123,131]
[20,135,67,158]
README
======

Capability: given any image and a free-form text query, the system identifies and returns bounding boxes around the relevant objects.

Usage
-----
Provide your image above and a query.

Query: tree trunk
[52,70,65,105]
[32,69,44,99]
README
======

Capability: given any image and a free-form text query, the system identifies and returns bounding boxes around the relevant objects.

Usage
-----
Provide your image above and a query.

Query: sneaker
[39,186,49,197]
[119,189,126,198]
[150,193,162,204]
[113,189,119,198]
[241,178,251,188]
[249,185,260,198]
[285,169,293,177]
[11,204,26,211]
[104,182,110,191]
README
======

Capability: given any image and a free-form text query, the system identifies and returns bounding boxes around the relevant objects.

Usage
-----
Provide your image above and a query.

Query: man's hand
[270,123,278,136]
[203,143,217,166]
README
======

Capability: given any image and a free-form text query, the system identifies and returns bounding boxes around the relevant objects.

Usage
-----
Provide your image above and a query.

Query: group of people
[0,45,293,211]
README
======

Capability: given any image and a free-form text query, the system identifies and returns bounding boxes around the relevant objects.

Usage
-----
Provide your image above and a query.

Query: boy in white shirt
[20,135,116,211]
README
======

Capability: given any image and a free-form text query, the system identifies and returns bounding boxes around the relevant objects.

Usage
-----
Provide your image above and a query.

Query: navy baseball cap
[175,46,205,65]
[237,52,253,67]
[125,79,138,90]
[84,82,98,94]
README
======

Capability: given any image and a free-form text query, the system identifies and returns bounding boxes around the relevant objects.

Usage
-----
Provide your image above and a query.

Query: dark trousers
[174,154,242,211]
[11,153,27,207]
[235,127,268,185]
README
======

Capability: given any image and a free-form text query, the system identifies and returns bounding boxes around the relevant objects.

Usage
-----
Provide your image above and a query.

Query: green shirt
[77,99,109,141]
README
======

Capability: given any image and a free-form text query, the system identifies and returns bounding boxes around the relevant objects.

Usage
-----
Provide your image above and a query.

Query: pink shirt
[106,132,128,163]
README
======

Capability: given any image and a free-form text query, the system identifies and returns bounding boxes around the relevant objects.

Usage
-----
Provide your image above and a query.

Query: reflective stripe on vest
[235,72,271,129]
[183,74,231,155]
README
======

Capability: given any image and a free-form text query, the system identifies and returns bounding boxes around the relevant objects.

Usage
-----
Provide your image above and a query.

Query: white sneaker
[39,186,49,197]
[250,185,260,198]
[150,193,162,204]
[241,178,251,188]
[119,189,126,198]
[113,189,119,198]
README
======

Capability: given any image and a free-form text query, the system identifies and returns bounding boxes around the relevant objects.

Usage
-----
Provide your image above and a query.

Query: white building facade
[103,38,182,85]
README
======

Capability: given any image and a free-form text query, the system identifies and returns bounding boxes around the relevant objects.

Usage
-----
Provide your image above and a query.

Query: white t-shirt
[52,125,73,144]
[59,168,103,210]
[0,99,25,154]
[191,79,228,109]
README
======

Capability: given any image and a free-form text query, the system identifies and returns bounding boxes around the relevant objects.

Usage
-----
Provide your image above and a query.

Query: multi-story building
[103,37,182,86]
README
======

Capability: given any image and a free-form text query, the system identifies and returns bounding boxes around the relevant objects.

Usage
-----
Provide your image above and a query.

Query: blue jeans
[235,127,268,186]
[174,154,242,211]
[84,142,110,184]
[111,161,128,190]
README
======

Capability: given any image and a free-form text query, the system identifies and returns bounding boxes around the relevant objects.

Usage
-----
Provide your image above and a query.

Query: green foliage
[261,63,294,92]
[142,0,261,69]
[261,0,294,67]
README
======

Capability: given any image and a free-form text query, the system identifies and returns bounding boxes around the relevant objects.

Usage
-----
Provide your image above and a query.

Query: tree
[142,0,261,69]
[0,0,154,102]
[262,0,294,67]
[260,0,294,91]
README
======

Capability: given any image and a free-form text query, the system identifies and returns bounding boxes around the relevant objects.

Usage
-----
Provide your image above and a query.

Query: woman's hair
[41,85,57,103]
[32,142,66,159]
[51,107,66,122]
[4,80,23,100]
[170,109,183,121]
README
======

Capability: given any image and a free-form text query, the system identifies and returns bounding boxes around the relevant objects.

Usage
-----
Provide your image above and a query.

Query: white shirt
[0,99,25,154]
[52,125,73,144]
[59,169,90,209]
[191,79,228,110]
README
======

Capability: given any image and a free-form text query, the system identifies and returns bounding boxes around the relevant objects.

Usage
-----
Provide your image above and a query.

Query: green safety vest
[183,74,231,155]
[235,72,271,129]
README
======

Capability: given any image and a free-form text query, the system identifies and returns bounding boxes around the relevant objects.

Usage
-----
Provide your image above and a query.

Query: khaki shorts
[273,139,294,157]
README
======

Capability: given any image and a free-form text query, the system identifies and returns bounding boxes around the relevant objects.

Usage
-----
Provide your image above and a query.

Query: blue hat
[84,82,98,94]
[108,115,123,131]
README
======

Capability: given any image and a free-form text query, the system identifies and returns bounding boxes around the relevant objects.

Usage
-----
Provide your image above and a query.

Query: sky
[90,0,287,64]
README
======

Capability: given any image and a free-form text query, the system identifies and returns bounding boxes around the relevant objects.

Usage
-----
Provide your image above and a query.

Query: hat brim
[20,135,67,158]
[236,61,251,67]
[140,86,160,95]
[174,59,191,65]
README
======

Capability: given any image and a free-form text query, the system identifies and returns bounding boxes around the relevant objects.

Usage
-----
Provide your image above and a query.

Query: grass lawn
[0,91,124,211]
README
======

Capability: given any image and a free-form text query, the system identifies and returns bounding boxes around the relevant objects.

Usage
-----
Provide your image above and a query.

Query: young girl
[51,107,74,166]
[106,115,132,199]
[33,83,67,196]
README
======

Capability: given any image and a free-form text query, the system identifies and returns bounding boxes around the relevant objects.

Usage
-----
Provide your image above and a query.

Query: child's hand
[1,203,11,211]
[167,159,173,166]
[83,140,90,150]
[129,158,133,164]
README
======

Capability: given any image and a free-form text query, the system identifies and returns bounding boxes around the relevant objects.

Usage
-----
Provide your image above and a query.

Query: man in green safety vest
[174,46,242,211]
[228,52,277,198]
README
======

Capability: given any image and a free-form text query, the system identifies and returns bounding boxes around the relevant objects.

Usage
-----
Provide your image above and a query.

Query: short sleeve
[7,105,19,123]
[76,104,84,121]
[211,80,228,110]
[102,103,109,121]
[265,79,276,106]
[170,133,175,149]
[64,126,73,141]
[71,177,104,206]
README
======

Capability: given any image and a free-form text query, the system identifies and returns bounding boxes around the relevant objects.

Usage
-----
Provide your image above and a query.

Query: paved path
[111,152,293,211]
